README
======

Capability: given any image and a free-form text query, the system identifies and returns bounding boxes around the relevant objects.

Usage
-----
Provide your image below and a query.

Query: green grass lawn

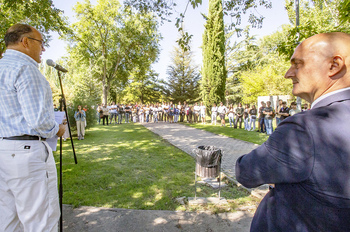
[56,123,258,212]
[183,118,270,145]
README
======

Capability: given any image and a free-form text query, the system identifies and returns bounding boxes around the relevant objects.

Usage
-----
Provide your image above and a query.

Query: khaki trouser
[76,120,85,137]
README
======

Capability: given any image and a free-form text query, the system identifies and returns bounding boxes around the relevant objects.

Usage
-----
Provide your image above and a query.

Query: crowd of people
[1,22,350,232]
[95,100,310,135]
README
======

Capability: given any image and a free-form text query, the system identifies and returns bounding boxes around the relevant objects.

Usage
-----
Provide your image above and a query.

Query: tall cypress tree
[201,0,227,108]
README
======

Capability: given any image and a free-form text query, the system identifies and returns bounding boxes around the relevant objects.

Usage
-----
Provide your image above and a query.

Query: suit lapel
[313,89,350,109]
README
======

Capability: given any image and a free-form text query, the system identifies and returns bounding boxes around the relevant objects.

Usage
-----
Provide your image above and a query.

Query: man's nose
[284,67,294,79]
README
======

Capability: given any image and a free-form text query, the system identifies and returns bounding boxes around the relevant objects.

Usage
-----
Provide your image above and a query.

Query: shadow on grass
[57,123,254,211]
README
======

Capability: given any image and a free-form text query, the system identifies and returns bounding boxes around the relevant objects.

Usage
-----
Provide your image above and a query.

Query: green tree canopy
[338,1,350,24]
[64,0,161,104]
[227,0,350,105]
[277,0,350,58]
[0,0,67,57]
[122,70,162,104]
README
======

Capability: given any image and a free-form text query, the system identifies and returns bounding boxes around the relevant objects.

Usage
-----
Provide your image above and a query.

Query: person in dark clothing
[236,32,350,231]
[249,105,257,131]
[234,103,244,129]
[278,101,290,122]
[258,101,266,133]
[188,105,193,123]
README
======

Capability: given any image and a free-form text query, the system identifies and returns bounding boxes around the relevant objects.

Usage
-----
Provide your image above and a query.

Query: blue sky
[42,0,291,79]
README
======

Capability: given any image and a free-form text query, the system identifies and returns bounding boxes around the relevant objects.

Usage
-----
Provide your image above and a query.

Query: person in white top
[174,105,179,123]
[144,104,150,123]
[211,103,218,125]
[244,104,251,131]
[132,106,137,123]
[110,102,118,124]
[158,102,164,121]
[193,102,200,123]
[163,102,169,122]
[199,102,206,124]
[158,104,163,121]
[185,104,190,122]
[149,104,154,122]
[227,104,235,128]
[217,102,227,127]
[152,103,159,123]
[139,105,145,123]
[289,102,301,116]
[177,101,182,111]
[107,103,112,123]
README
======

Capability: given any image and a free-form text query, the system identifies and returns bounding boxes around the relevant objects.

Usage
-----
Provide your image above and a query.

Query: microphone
[46,59,68,73]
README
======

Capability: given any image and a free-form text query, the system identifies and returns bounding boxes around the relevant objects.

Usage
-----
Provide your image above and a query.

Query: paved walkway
[143,122,259,182]
[62,205,253,232]
[62,122,264,231]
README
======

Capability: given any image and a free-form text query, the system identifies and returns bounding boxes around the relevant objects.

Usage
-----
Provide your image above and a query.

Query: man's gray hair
[4,24,33,47]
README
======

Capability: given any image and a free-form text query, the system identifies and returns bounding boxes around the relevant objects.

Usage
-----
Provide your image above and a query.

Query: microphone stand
[57,70,78,232]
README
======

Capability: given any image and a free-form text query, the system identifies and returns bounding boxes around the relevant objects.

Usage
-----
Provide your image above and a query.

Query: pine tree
[201,0,227,108]
[163,41,201,103]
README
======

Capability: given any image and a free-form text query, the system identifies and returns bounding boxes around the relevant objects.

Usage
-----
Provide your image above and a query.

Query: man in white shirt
[158,103,163,121]
[211,103,218,125]
[162,102,169,122]
[110,102,118,124]
[152,104,159,123]
[289,102,301,116]
[0,23,65,232]
[193,102,200,123]
[199,102,206,124]
[217,102,227,127]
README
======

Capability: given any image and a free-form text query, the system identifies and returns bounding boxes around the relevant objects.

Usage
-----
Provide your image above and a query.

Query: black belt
[2,135,46,141]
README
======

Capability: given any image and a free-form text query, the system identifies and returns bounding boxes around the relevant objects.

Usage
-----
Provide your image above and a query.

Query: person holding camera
[74,105,86,140]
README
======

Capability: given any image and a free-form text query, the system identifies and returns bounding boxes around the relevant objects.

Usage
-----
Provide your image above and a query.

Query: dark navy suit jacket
[236,89,350,232]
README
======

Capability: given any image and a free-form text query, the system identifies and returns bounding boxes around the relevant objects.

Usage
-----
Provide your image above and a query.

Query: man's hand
[56,124,66,137]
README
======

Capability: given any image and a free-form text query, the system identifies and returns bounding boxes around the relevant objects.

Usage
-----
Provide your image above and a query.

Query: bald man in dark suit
[236,32,350,231]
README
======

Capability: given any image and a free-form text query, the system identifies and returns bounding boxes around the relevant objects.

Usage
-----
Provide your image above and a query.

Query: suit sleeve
[235,119,315,188]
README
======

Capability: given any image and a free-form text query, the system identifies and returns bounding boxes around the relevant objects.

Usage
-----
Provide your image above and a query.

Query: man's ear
[20,37,29,48]
[329,55,344,77]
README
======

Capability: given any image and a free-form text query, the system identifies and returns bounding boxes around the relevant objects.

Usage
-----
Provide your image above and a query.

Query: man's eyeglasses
[26,37,45,48]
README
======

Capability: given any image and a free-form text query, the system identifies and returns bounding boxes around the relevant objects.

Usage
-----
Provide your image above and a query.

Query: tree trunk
[102,45,108,104]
